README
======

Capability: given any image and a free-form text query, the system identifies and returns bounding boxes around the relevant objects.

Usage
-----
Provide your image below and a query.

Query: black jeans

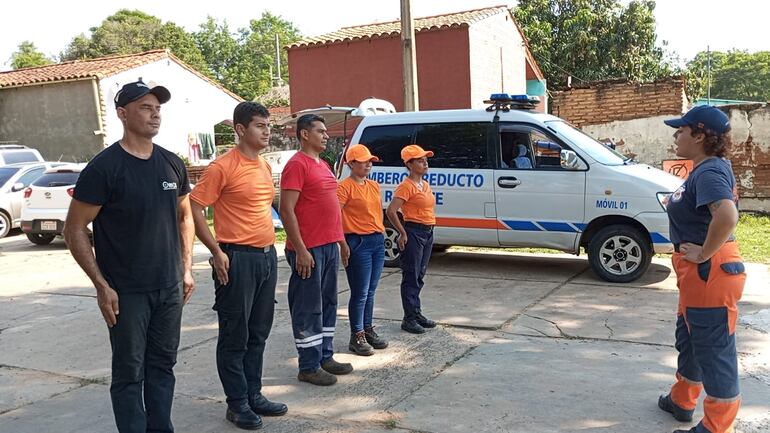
[214,244,277,410]
[109,283,183,433]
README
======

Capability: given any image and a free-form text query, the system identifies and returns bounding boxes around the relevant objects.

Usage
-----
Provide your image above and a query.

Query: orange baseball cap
[401,144,434,163]
[346,144,380,162]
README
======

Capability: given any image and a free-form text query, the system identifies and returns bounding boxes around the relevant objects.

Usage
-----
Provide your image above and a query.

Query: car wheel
[26,233,56,245]
[383,220,402,268]
[432,244,450,253]
[588,224,652,283]
[0,211,10,238]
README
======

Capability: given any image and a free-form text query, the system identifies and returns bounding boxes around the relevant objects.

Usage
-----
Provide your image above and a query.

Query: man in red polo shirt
[280,114,351,386]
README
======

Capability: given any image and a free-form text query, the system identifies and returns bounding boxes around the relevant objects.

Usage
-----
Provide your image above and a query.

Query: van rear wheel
[383,221,402,268]
[588,224,651,283]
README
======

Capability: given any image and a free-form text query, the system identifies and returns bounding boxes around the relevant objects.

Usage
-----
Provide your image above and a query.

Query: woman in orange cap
[338,144,388,356]
[386,144,436,334]
[658,105,746,433]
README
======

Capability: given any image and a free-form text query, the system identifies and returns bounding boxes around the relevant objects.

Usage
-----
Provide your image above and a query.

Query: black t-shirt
[667,157,737,245]
[73,142,191,293]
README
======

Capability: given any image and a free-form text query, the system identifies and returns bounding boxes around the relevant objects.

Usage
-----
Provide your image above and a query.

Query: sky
[0,0,765,71]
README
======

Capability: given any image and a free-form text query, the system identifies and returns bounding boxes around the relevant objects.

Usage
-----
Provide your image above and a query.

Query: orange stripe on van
[435,217,507,230]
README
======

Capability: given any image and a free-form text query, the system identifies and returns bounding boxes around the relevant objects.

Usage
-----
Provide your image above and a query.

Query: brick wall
[550,77,687,127]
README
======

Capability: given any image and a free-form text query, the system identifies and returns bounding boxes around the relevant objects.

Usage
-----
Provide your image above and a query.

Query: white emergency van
[340,95,684,283]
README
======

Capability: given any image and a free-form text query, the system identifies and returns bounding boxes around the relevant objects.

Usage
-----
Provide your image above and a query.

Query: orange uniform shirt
[394,178,436,225]
[190,149,276,248]
[338,177,385,235]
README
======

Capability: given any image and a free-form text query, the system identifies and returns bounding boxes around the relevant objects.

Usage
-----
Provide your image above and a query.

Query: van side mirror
[11,182,25,192]
[560,150,584,170]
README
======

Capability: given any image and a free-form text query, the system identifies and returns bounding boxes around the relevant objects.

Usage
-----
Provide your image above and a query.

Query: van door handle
[498,177,521,188]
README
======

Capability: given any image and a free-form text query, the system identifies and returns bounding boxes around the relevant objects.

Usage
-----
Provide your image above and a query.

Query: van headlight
[656,192,672,211]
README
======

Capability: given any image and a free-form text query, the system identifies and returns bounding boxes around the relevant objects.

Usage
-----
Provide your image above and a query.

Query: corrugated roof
[0,49,243,101]
[290,5,509,48]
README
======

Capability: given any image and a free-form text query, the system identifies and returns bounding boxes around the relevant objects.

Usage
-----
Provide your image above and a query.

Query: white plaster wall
[99,59,241,160]
[468,12,526,109]
[582,115,678,166]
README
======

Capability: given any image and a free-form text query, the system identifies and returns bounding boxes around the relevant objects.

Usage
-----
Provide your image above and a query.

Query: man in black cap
[65,80,195,433]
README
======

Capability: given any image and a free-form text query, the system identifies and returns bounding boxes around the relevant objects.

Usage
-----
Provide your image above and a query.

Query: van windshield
[545,120,628,166]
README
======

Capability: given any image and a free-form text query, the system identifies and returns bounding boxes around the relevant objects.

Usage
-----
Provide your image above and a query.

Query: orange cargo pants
[667,242,746,433]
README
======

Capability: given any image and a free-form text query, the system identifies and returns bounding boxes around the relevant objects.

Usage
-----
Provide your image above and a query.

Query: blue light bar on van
[489,93,512,102]
[484,93,541,112]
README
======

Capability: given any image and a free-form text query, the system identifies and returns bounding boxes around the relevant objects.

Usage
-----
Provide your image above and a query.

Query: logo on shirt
[671,185,685,203]
[162,181,178,191]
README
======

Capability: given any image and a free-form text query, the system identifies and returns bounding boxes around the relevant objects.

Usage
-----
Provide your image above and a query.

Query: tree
[10,41,52,69]
[686,50,770,102]
[60,9,210,75]
[194,12,301,100]
[513,0,674,88]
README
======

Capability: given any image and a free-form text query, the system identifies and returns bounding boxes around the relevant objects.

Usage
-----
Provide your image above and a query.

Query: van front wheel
[588,224,651,283]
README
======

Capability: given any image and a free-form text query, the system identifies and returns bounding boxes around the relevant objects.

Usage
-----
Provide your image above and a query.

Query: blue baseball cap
[114,80,171,108]
[664,105,730,134]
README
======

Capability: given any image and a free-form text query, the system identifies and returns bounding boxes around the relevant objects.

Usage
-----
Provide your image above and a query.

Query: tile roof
[0,50,169,87]
[290,5,509,48]
[0,49,243,101]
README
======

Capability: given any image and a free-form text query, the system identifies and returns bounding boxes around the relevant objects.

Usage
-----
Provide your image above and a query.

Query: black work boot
[401,317,425,334]
[415,309,436,328]
[249,393,288,417]
[297,368,337,386]
[349,331,375,356]
[658,394,694,422]
[226,405,263,430]
[321,357,354,375]
[364,326,389,349]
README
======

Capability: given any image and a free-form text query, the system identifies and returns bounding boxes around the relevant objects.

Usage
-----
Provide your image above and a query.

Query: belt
[673,240,733,253]
[404,221,434,232]
[219,243,273,253]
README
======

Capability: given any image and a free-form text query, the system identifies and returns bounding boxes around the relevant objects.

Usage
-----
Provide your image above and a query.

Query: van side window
[499,125,568,170]
[360,125,416,167]
[531,130,563,169]
[360,122,493,169]
[413,122,492,169]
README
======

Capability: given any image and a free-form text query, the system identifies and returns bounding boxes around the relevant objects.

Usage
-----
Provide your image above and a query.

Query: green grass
[735,213,770,264]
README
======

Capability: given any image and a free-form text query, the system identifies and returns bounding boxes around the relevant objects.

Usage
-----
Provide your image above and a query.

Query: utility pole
[706,45,712,105]
[274,34,284,87]
[400,0,419,111]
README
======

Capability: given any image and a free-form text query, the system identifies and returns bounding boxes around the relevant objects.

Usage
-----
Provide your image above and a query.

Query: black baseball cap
[664,105,730,134]
[114,80,171,108]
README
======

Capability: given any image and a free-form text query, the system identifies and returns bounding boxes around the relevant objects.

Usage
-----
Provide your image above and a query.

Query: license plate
[40,221,57,231]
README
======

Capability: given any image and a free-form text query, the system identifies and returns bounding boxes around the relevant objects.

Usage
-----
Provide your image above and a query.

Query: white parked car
[0,162,60,238]
[340,94,684,282]
[0,144,44,166]
[21,164,85,245]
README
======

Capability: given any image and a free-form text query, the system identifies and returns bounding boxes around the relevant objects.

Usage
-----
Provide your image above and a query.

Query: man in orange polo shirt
[190,102,286,430]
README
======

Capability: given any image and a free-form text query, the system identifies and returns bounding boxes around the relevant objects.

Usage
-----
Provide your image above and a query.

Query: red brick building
[287,6,546,113]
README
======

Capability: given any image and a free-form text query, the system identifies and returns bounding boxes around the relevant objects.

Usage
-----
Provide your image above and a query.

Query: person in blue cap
[657,105,747,433]
[65,80,195,433]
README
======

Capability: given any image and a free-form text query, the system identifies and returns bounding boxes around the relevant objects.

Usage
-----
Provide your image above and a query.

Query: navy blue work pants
[399,224,433,319]
[286,242,339,372]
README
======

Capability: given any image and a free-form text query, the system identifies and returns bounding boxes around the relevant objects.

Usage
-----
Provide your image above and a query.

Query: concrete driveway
[1,231,768,433]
